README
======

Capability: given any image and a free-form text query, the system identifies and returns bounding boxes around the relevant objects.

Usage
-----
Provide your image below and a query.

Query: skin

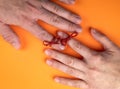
[45,28,120,89]
[0,0,81,49]
[1,0,120,89]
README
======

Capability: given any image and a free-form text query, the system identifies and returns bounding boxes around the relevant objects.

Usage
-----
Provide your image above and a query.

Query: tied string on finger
[43,31,78,47]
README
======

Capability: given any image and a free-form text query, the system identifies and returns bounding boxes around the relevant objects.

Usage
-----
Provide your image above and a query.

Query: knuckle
[50,16,61,24]
[68,12,75,19]
[66,68,74,74]
[40,0,48,3]
[3,34,14,42]
[74,41,83,50]
[38,8,47,16]
[52,5,61,13]
[91,52,99,57]
[68,23,75,31]
[65,58,74,66]
[93,54,103,63]
[37,30,52,41]
[68,23,80,32]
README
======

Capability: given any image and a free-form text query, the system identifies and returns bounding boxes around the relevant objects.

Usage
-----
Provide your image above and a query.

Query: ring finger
[45,49,88,71]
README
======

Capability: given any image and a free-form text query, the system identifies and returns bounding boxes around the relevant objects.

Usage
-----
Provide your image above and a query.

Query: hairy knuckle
[3,34,14,41]
[68,12,75,19]
[66,58,74,66]
[50,16,61,24]
[68,23,75,31]
[52,5,61,13]
[40,0,48,3]
[91,52,99,57]
[74,41,82,50]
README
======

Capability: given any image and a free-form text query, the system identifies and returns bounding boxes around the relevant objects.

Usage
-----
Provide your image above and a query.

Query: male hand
[45,28,120,89]
[0,0,81,49]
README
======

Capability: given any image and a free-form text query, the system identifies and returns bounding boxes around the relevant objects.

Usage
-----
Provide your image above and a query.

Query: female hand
[45,28,120,89]
[0,0,81,49]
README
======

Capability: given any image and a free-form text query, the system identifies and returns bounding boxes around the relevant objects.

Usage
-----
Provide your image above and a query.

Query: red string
[43,31,78,47]
[60,31,78,46]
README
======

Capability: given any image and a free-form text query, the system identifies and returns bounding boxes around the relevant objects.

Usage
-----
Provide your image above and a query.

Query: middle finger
[45,49,88,72]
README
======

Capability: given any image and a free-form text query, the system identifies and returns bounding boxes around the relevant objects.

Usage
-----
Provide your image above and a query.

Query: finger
[57,31,69,39]
[59,0,76,4]
[51,44,65,51]
[0,22,20,49]
[46,59,85,79]
[41,0,81,24]
[17,14,53,42]
[91,28,118,50]
[51,31,69,50]
[45,49,87,71]
[20,14,67,50]
[22,21,53,41]
[54,77,88,89]
[68,38,98,60]
[26,2,82,33]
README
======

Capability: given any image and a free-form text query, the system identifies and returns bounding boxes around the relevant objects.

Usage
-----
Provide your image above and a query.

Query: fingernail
[57,31,68,38]
[74,16,81,24]
[46,60,53,65]
[76,26,82,33]
[54,77,60,83]
[91,28,98,34]
[45,49,52,56]
[12,42,21,50]
[60,45,65,50]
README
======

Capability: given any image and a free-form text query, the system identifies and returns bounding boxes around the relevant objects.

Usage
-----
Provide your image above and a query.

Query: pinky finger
[0,23,20,49]
[54,77,88,89]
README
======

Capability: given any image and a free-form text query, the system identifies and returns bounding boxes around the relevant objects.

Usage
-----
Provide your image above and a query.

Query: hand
[0,0,81,49]
[45,28,120,89]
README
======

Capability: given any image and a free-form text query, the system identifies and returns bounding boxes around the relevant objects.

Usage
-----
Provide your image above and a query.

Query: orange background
[0,0,120,89]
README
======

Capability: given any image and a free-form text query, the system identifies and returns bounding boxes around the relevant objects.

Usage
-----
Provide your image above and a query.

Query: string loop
[43,31,78,47]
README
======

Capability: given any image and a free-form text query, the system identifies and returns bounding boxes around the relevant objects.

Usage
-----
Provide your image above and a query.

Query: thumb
[91,27,117,51]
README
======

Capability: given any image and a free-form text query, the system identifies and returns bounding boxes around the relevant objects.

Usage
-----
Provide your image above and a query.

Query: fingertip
[54,77,60,83]
[90,27,97,35]
[68,38,75,45]
[90,27,104,39]
[12,41,21,50]
[76,26,82,33]
[46,59,53,66]
[52,44,65,50]
[57,31,68,38]
[44,49,52,56]
[73,15,82,24]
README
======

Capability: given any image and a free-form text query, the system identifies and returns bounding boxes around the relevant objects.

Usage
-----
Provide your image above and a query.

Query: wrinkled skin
[0,0,81,49]
[45,28,120,89]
